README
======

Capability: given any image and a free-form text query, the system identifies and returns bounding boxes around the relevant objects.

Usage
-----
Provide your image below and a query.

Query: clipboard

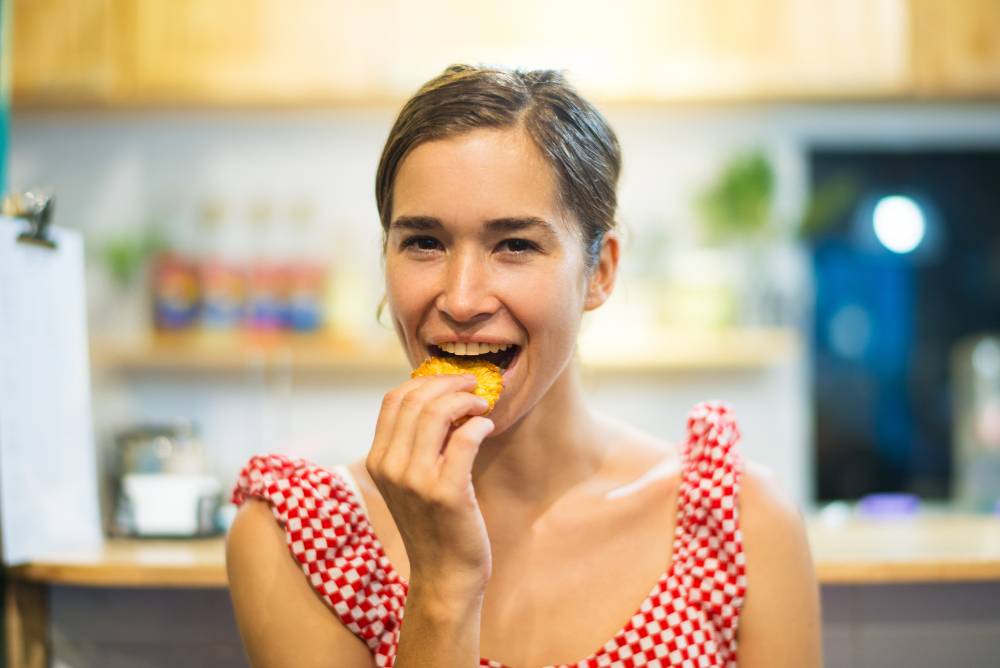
[0,201,102,565]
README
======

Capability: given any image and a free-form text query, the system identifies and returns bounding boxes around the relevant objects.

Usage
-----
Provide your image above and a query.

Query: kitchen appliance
[111,422,223,537]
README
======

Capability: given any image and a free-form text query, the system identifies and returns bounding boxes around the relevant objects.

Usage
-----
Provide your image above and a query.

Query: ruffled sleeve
[231,454,406,661]
[675,401,748,667]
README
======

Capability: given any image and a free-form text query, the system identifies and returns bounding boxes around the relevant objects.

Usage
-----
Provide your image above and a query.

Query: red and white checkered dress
[232,400,746,667]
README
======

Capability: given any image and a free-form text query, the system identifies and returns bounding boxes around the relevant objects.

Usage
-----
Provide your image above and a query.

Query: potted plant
[696,149,858,330]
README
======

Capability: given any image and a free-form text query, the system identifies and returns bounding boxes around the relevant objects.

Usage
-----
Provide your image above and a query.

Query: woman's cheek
[387,265,435,313]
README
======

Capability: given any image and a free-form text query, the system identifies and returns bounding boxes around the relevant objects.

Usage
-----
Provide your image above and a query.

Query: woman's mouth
[425,342,522,379]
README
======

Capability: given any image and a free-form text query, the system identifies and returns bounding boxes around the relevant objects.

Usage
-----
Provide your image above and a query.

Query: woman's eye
[400,236,441,252]
[499,238,538,254]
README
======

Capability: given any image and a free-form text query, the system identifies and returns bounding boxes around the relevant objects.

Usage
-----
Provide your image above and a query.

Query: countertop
[6,514,1000,587]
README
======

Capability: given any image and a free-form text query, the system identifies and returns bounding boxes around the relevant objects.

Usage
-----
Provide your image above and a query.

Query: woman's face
[385,126,601,432]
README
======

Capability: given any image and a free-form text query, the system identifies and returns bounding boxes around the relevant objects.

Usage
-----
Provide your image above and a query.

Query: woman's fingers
[368,376,427,468]
[378,374,477,478]
[438,416,495,491]
[364,374,495,593]
[407,392,490,476]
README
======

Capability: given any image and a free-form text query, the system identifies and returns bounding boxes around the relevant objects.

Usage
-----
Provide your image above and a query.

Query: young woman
[226,65,822,668]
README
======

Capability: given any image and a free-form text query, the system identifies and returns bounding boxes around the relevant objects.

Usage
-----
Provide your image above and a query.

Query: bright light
[872,195,926,254]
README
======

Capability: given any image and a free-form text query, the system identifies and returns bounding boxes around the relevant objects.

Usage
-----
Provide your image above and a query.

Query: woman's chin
[479,402,515,440]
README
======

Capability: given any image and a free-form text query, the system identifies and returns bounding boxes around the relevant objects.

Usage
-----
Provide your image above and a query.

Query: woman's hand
[366,373,495,602]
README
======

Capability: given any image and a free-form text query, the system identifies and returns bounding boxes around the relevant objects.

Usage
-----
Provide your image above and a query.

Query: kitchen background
[3,1,1000,667]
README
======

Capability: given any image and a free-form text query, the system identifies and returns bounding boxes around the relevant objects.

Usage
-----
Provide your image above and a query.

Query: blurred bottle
[197,199,245,331]
[283,199,327,333]
[151,200,200,331]
[244,199,283,332]
[151,250,200,331]
[952,334,1000,513]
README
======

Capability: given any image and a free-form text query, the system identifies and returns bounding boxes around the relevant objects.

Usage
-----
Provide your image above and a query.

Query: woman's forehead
[391,127,567,230]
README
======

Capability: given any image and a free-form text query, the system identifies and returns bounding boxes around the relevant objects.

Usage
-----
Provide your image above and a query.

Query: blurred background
[3,1,1000,666]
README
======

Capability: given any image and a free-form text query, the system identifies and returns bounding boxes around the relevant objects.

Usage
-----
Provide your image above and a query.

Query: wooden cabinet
[126,0,395,104]
[910,0,1000,97]
[10,0,402,106]
[11,0,127,105]
[9,0,1000,107]
[583,0,910,100]
[367,0,912,102]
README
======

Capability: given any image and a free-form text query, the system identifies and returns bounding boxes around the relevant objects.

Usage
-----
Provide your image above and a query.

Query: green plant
[696,149,775,244]
[100,226,168,288]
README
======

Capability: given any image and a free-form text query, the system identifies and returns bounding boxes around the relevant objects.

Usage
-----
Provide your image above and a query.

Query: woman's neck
[471,361,610,520]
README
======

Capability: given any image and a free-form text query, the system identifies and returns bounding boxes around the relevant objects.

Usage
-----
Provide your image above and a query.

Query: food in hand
[412,356,504,414]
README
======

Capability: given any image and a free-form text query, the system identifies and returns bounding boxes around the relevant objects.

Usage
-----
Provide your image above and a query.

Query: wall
[10,102,1000,516]
[11,98,1000,668]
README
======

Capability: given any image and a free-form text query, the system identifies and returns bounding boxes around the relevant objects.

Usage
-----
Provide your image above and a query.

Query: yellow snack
[411,356,504,413]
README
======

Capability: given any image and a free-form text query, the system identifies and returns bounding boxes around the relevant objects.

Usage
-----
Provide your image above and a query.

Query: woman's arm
[226,499,376,668]
[393,577,485,668]
[736,463,823,668]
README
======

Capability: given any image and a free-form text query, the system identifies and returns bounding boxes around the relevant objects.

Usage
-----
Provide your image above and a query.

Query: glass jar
[952,334,1000,512]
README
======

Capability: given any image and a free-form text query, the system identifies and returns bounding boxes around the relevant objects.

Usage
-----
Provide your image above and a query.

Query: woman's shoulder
[227,454,406,658]
[225,497,376,666]
[738,458,812,577]
[739,460,802,526]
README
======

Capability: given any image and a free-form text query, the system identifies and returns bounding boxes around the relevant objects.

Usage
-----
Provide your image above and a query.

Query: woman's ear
[584,231,620,312]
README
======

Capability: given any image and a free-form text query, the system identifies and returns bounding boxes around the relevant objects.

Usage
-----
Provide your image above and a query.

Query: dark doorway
[810,148,1000,502]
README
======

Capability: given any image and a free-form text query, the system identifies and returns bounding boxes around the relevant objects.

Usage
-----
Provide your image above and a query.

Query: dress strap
[673,400,747,666]
[679,400,743,529]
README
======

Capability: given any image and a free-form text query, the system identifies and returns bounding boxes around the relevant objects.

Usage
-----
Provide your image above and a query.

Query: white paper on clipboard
[0,216,102,565]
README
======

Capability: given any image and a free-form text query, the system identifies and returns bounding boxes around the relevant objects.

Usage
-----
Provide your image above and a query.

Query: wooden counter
[5,537,228,588]
[5,514,998,668]
[807,513,1000,584]
[5,513,1000,588]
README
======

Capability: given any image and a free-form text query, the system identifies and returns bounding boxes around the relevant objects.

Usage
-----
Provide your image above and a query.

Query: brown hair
[375,64,622,272]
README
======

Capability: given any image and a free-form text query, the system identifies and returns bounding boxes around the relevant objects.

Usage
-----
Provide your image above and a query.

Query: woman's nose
[436,252,498,323]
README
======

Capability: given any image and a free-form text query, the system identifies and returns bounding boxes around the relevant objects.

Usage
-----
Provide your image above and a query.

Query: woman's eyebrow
[484,217,557,239]
[389,216,557,238]
[389,216,439,232]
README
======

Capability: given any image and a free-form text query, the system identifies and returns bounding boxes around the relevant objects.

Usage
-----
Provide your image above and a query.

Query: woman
[226,65,822,667]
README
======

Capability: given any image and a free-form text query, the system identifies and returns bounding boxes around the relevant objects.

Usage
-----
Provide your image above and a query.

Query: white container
[121,473,222,537]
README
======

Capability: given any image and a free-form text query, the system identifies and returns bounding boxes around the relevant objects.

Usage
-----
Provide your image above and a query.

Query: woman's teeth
[437,342,513,355]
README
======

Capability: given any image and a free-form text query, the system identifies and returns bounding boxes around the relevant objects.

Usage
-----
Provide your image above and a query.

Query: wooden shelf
[88,328,801,375]
[6,513,1000,588]
[90,332,409,375]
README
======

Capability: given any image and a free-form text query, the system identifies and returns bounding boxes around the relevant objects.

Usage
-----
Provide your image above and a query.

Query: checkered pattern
[231,400,746,667]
